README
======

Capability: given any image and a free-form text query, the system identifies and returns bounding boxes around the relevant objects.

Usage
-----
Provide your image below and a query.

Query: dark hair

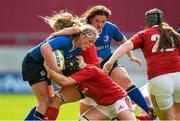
[62,58,80,76]
[145,8,164,27]
[157,22,180,51]
[80,5,111,24]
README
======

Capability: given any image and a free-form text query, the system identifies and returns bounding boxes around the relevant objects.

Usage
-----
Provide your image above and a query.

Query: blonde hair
[80,25,98,39]
[41,10,81,31]
[73,24,99,42]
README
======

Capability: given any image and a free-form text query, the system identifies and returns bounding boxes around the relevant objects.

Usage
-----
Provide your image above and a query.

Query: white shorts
[148,72,180,110]
[80,97,97,106]
[94,96,133,119]
[140,84,150,98]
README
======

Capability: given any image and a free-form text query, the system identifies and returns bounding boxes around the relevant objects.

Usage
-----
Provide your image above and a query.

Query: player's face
[90,15,107,32]
[79,34,96,51]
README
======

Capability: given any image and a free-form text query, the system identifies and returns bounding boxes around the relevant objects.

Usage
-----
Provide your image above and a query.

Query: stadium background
[0,0,179,120]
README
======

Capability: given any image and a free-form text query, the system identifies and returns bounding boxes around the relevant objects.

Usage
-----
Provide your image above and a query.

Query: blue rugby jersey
[48,36,80,59]
[28,35,80,62]
[95,21,124,60]
[28,40,46,63]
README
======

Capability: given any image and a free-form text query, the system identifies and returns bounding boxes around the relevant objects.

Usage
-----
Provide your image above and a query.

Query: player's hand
[130,57,142,66]
[103,61,113,74]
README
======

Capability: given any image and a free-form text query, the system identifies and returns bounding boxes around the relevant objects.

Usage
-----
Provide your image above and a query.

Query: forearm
[109,41,134,63]
[48,70,76,87]
[51,27,80,37]
[126,50,134,59]
[49,70,67,87]
[119,38,134,59]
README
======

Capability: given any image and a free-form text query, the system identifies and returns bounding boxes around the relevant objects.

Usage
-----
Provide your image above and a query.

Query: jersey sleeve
[129,32,144,50]
[47,35,71,50]
[111,23,124,42]
[70,67,94,84]
[81,43,99,67]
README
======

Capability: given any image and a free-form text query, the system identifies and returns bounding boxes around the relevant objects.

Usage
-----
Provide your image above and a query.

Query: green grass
[0,94,79,120]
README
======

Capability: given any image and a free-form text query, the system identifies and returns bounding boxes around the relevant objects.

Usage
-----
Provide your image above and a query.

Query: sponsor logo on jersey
[103,35,109,42]
[96,45,110,51]
[40,70,46,77]
[81,88,88,95]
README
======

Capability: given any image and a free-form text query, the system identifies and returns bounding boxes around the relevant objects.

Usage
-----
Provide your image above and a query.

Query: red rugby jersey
[81,43,99,67]
[130,26,180,79]
[70,65,127,106]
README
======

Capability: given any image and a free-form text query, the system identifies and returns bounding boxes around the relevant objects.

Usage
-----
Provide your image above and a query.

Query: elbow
[40,44,47,54]
[40,43,52,55]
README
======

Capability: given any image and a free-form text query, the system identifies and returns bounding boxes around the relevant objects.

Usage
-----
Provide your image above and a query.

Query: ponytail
[157,22,180,51]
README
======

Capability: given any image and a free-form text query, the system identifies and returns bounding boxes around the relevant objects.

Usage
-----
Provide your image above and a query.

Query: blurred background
[0,0,179,120]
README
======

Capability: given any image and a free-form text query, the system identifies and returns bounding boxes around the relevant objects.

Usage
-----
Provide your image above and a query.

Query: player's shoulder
[54,35,71,41]
[103,21,121,35]
[139,26,160,35]
[105,21,118,28]
[53,35,72,46]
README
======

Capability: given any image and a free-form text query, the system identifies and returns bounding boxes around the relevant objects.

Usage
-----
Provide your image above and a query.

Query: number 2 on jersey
[151,34,175,53]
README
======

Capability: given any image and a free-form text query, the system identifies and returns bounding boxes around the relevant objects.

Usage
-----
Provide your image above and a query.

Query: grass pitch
[0,94,79,120]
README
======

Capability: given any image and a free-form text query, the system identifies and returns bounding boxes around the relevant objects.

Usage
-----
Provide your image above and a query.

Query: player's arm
[119,37,134,58]
[119,37,142,65]
[103,40,134,73]
[112,23,142,65]
[41,36,67,73]
[44,62,76,87]
[81,43,99,67]
[41,36,70,73]
[41,43,60,73]
[47,27,80,40]
[112,40,134,63]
